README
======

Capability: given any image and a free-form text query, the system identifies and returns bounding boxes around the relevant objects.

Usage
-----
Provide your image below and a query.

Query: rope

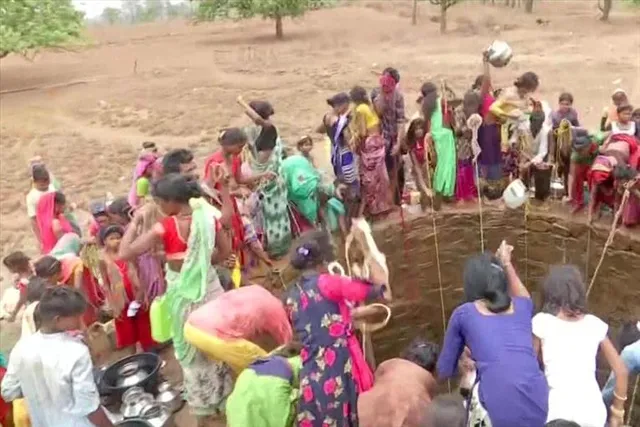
[628,375,639,425]
[524,200,530,286]
[330,219,392,368]
[586,187,631,297]
[424,103,450,391]
[468,114,484,252]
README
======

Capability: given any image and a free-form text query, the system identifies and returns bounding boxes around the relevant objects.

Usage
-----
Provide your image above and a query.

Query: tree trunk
[275,14,283,39]
[524,0,533,12]
[599,0,612,21]
[412,0,418,25]
[440,1,447,33]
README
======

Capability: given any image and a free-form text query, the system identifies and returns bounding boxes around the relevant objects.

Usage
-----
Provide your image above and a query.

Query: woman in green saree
[237,97,292,258]
[119,173,234,426]
[421,83,457,200]
[280,154,346,236]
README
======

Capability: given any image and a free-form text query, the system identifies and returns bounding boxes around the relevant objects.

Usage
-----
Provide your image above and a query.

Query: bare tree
[524,0,534,13]
[598,0,612,21]
[429,0,465,33]
[412,0,418,25]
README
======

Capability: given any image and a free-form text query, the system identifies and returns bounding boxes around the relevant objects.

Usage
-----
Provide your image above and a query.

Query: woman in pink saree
[284,230,390,426]
[35,191,76,254]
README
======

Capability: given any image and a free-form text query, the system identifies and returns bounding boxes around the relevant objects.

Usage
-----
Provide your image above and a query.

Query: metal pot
[485,40,513,68]
[121,392,155,419]
[155,382,183,413]
[117,362,150,388]
[101,353,162,401]
[139,402,173,427]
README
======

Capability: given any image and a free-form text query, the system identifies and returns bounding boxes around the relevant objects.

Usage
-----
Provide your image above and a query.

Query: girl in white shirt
[532,265,628,427]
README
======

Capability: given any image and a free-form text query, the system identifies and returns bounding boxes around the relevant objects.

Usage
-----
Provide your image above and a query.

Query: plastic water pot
[503,179,528,209]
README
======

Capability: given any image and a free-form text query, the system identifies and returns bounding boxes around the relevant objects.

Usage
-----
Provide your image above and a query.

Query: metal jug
[486,40,513,68]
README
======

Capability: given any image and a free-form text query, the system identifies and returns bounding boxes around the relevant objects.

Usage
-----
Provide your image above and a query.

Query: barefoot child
[1,252,33,323]
[99,225,155,354]
[1,287,113,426]
[296,135,315,166]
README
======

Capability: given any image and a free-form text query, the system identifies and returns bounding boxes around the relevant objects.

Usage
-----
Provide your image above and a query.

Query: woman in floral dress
[285,230,390,427]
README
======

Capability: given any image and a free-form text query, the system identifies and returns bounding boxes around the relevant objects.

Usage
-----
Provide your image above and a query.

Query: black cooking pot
[100,352,161,400]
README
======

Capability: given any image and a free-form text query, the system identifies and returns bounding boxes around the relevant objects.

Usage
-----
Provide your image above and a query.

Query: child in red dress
[99,225,156,353]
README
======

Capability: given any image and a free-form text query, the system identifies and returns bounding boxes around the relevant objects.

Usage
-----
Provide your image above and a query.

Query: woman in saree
[203,128,275,271]
[319,92,361,222]
[236,98,292,258]
[128,151,158,209]
[421,82,456,200]
[35,192,77,255]
[490,71,540,181]
[285,230,390,426]
[280,154,346,236]
[118,173,234,425]
[350,86,393,217]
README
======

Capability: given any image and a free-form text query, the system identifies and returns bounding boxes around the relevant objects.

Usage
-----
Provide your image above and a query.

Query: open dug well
[360,206,640,423]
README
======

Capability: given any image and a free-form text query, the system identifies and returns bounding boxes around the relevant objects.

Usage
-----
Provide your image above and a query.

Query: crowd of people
[0,57,638,427]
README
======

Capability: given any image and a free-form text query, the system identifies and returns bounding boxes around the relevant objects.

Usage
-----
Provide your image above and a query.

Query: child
[532,265,628,427]
[452,91,481,203]
[99,225,155,353]
[21,276,49,338]
[601,89,628,131]
[296,135,314,166]
[1,252,33,323]
[405,117,435,210]
[611,104,636,136]
[226,343,302,427]
[602,320,640,406]
[551,92,580,130]
[26,165,54,243]
[33,256,63,286]
[0,287,113,426]
[569,131,599,213]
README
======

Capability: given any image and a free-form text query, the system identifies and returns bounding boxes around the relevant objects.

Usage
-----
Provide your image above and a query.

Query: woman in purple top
[436,242,548,427]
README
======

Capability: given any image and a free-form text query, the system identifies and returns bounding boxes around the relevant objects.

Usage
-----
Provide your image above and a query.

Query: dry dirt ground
[0,0,639,424]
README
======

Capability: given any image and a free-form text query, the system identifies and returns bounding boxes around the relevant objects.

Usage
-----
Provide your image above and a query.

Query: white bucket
[503,179,528,209]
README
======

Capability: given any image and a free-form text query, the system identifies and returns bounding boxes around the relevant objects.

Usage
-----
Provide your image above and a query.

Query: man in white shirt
[1,287,113,427]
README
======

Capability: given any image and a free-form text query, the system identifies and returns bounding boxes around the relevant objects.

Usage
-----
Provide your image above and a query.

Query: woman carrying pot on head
[284,230,391,426]
[436,242,548,427]
[118,173,235,425]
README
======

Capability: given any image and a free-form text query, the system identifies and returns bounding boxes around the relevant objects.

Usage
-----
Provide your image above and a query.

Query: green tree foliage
[0,0,84,58]
[197,0,334,39]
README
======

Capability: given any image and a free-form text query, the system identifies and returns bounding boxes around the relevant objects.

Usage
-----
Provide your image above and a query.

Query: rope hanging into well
[585,186,631,297]
[423,82,450,391]
[468,114,485,252]
[627,375,639,425]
